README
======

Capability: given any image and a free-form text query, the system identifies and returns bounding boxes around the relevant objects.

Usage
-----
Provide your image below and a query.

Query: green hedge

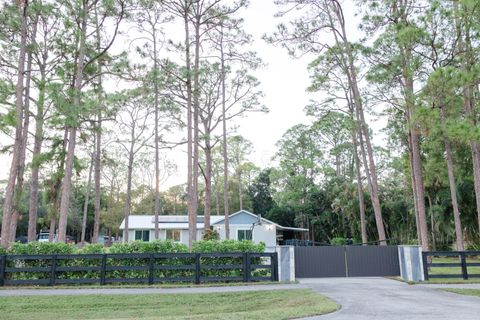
[330,237,347,246]
[1,240,272,284]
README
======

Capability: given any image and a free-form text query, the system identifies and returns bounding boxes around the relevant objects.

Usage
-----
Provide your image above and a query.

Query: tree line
[1,0,480,251]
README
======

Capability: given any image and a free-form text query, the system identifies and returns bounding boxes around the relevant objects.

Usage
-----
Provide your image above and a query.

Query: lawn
[0,289,339,320]
[424,256,480,283]
[440,288,480,298]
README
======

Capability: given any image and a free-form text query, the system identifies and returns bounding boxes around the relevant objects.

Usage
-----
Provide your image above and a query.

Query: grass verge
[440,288,480,298]
[0,288,339,320]
[0,281,292,290]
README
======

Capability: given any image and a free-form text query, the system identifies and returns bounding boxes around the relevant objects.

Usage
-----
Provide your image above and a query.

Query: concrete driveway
[299,277,480,320]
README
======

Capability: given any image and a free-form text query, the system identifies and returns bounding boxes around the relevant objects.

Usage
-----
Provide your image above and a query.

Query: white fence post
[398,245,424,282]
[277,246,295,282]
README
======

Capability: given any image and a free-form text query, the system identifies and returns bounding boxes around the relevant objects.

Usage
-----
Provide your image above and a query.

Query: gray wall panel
[346,246,400,277]
[294,246,400,278]
[294,247,346,278]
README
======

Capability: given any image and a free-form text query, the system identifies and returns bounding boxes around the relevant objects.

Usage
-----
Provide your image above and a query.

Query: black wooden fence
[0,252,278,286]
[422,251,480,280]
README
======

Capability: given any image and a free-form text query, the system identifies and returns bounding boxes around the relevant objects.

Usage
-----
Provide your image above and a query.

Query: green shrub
[0,247,7,255]
[8,242,77,255]
[78,244,105,254]
[192,240,265,253]
[3,240,271,284]
[108,240,188,254]
[330,237,346,246]
[192,240,267,280]
[107,241,191,281]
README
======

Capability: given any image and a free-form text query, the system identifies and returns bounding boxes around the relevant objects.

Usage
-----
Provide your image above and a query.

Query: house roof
[119,211,308,232]
[211,210,279,226]
[119,215,223,230]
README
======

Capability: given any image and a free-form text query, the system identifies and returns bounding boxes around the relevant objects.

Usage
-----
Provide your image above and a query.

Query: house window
[135,230,150,241]
[166,229,181,242]
[237,229,252,241]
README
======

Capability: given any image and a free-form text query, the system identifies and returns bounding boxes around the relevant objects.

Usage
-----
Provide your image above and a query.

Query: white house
[119,210,307,250]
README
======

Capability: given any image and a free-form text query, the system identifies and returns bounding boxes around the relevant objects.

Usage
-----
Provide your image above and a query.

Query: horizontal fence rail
[0,252,278,286]
[422,251,480,280]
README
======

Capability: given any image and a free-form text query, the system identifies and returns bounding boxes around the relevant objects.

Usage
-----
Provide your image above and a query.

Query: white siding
[214,223,276,248]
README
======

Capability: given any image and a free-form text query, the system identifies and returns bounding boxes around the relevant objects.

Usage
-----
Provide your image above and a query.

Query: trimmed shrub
[107,241,191,281]
[2,240,272,284]
[330,237,346,246]
[108,240,188,254]
[192,240,267,279]
[77,244,106,254]
[192,240,265,253]
[8,241,76,255]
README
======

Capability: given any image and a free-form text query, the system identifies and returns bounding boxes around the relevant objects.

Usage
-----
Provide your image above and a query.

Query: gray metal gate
[294,246,400,278]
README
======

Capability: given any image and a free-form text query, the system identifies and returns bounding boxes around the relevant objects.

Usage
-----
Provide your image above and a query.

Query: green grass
[0,289,339,320]
[440,288,480,298]
[424,256,480,283]
[0,281,289,290]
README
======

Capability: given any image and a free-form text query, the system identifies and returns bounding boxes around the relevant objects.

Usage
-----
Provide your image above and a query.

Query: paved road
[299,277,480,320]
[0,283,307,297]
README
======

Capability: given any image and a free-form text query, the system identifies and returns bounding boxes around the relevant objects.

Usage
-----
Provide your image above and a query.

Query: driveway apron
[299,277,480,320]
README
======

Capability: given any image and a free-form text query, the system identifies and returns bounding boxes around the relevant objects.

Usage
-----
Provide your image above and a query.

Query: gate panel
[346,246,400,277]
[294,246,346,278]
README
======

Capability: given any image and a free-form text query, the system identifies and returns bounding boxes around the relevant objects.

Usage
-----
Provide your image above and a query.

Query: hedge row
[4,239,265,255]
[2,240,270,283]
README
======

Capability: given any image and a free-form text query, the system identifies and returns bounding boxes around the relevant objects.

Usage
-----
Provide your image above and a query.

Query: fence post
[245,253,251,282]
[460,252,469,280]
[50,255,58,286]
[195,254,201,284]
[422,252,429,281]
[242,253,248,282]
[148,254,155,285]
[271,252,278,281]
[100,254,107,285]
[0,255,6,287]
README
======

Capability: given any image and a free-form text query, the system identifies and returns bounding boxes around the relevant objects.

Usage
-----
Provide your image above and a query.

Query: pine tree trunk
[220,26,230,239]
[471,141,480,234]
[184,9,195,249]
[10,16,37,242]
[190,15,201,247]
[352,130,367,244]
[58,3,87,243]
[58,126,77,242]
[49,216,56,242]
[123,148,134,243]
[401,39,430,250]
[28,65,46,242]
[1,0,28,248]
[92,9,103,243]
[238,171,243,211]
[204,141,212,231]
[81,154,94,246]
[408,131,423,246]
[92,112,102,242]
[330,3,386,245]
[153,30,161,240]
[440,106,464,251]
